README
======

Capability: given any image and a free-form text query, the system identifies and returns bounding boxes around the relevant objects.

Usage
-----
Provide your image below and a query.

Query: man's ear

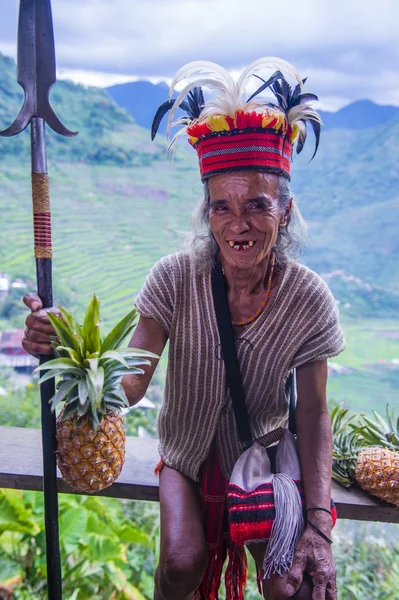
[279,198,293,227]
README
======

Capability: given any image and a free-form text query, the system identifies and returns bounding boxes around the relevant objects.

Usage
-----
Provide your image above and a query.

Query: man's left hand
[285,523,337,600]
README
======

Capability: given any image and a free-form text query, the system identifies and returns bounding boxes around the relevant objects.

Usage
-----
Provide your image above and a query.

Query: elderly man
[24,57,344,600]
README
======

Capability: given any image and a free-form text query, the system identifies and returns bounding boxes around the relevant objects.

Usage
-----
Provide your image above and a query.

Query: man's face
[208,171,289,270]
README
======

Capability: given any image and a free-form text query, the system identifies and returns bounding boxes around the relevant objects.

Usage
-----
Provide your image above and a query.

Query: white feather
[166,77,232,135]
[170,116,191,128]
[166,127,191,156]
[287,104,322,125]
[237,57,302,90]
[169,60,235,100]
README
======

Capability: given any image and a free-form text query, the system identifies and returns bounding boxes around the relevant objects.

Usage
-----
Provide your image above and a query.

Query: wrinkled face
[208,171,290,270]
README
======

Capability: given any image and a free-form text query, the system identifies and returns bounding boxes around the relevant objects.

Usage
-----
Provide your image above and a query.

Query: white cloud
[1,0,399,108]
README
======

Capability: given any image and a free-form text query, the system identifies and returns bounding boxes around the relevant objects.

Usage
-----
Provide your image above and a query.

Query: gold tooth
[228,241,234,247]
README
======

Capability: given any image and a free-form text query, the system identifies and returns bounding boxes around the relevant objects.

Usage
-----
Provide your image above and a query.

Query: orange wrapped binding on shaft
[32,173,52,258]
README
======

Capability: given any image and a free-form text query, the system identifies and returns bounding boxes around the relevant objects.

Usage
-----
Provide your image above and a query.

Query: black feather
[295,93,319,105]
[308,119,321,160]
[179,101,192,115]
[296,123,307,155]
[247,71,286,103]
[186,87,205,119]
[291,82,303,105]
[151,100,175,140]
[151,87,205,140]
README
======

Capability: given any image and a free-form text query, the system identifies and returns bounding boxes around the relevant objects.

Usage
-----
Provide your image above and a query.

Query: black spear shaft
[0,2,77,597]
[31,116,62,599]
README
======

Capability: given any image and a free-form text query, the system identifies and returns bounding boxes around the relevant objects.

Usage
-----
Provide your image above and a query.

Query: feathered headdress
[151,57,322,181]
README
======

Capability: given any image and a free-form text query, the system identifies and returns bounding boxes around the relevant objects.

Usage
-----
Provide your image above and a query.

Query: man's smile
[227,240,257,251]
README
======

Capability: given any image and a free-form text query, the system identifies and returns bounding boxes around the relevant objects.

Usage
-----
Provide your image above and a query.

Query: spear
[0,1,77,597]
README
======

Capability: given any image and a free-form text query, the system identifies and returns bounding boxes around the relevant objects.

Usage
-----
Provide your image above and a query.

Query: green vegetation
[0,489,158,599]
[1,485,398,599]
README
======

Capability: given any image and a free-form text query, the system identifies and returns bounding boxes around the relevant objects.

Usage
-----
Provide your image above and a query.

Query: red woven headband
[193,129,293,181]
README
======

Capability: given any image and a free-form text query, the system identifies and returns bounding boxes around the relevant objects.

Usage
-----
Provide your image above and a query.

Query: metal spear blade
[0,0,78,137]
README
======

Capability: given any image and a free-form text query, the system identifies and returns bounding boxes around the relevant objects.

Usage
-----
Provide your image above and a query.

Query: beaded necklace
[231,253,276,327]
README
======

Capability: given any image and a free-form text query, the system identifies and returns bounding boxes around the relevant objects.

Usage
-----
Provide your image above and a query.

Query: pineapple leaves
[371,410,390,435]
[58,307,85,357]
[35,295,158,430]
[86,366,105,413]
[330,405,354,435]
[51,379,79,411]
[78,380,88,406]
[55,346,82,364]
[61,397,80,421]
[120,347,158,359]
[35,358,84,384]
[83,295,101,354]
[100,308,138,353]
[86,358,99,371]
[386,404,396,436]
[100,351,129,368]
[47,312,79,354]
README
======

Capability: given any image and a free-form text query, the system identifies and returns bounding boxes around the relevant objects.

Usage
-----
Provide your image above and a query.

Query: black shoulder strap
[211,259,253,446]
[211,258,296,445]
[288,369,297,435]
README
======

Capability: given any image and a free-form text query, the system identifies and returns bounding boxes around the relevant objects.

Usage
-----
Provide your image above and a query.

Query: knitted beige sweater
[135,252,345,481]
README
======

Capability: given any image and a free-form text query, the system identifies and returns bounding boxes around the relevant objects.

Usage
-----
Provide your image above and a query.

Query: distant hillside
[319,100,399,130]
[0,53,167,167]
[324,271,399,318]
[106,79,399,132]
[292,112,399,289]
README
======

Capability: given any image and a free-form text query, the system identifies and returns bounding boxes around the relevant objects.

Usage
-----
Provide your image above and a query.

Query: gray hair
[181,176,307,273]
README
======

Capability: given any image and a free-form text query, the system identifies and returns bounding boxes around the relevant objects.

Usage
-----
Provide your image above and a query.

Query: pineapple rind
[56,410,126,494]
[355,447,399,507]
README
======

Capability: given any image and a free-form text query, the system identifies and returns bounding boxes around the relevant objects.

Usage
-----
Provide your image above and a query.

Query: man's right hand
[22,293,60,358]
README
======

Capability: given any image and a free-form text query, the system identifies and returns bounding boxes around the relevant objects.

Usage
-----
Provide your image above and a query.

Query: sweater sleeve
[134,255,176,337]
[290,278,346,369]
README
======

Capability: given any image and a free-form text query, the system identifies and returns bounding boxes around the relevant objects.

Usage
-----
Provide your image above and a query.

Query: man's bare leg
[154,465,207,600]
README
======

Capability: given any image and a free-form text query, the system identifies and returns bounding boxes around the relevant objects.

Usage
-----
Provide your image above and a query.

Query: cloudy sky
[1,0,399,110]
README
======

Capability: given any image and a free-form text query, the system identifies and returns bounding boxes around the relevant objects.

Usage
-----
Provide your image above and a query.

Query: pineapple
[35,295,156,493]
[354,407,399,507]
[331,405,399,507]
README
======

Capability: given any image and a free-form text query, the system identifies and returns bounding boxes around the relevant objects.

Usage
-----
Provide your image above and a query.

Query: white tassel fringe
[262,473,305,579]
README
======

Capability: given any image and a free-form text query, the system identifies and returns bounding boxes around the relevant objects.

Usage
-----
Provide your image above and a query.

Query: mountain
[106,80,186,136]
[1,51,399,313]
[106,79,399,132]
[319,100,399,130]
[107,81,168,134]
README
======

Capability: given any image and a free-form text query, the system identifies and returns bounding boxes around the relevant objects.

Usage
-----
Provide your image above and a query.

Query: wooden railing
[1,426,398,523]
